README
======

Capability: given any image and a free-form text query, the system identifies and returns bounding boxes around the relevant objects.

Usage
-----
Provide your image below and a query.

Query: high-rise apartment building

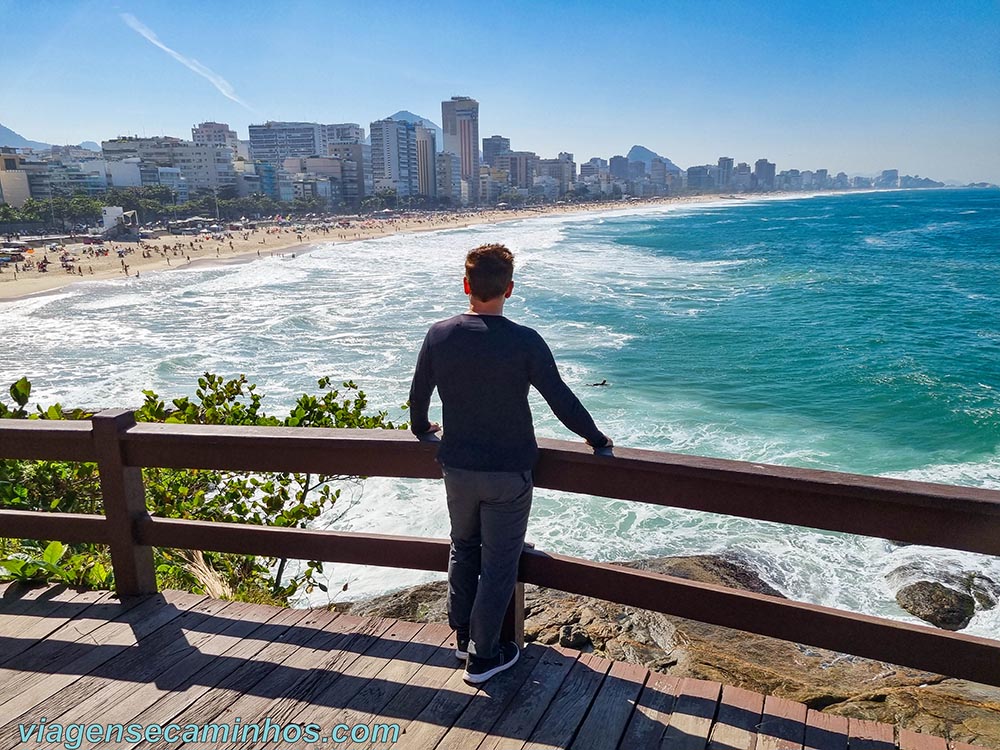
[717,157,734,190]
[436,152,462,205]
[495,151,538,190]
[192,122,239,152]
[441,96,480,204]
[248,121,325,165]
[327,142,371,207]
[415,125,437,198]
[579,158,607,179]
[753,159,776,190]
[536,153,576,195]
[370,119,418,198]
[733,162,752,190]
[325,123,365,145]
[102,136,235,191]
[482,135,510,168]
[609,155,629,180]
[650,158,668,187]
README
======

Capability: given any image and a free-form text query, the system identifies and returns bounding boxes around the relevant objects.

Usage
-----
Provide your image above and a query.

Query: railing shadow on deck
[0,588,695,748]
[1,411,999,689]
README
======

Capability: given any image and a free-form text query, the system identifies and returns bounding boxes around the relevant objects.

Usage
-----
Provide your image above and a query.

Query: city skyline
[2,0,998,183]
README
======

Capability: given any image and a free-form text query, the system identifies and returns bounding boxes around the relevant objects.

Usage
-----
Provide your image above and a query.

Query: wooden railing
[2,411,1000,686]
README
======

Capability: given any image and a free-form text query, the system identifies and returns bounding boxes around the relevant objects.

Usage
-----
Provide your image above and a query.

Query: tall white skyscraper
[370,119,418,198]
[441,96,480,204]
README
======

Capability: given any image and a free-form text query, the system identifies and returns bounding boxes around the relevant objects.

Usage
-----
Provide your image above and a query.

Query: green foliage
[0,186,353,228]
[0,374,407,605]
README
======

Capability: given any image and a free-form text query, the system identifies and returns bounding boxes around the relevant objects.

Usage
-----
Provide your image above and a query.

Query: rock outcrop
[886,561,998,630]
[336,554,1000,748]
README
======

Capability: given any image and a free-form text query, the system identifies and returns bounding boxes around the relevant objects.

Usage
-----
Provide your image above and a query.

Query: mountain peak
[0,123,51,150]
[386,111,443,152]
[627,145,681,174]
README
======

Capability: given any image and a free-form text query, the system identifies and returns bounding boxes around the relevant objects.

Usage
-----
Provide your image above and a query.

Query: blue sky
[2,0,998,182]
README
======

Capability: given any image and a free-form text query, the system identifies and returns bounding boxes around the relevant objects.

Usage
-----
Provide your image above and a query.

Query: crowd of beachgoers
[0,194,743,301]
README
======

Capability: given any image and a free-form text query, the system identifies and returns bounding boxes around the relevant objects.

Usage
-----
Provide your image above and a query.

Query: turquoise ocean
[3,188,999,636]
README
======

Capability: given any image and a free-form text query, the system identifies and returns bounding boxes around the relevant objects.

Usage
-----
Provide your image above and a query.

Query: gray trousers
[442,464,533,660]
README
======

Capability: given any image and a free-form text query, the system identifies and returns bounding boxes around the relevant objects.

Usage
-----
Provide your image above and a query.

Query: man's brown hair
[465,244,514,301]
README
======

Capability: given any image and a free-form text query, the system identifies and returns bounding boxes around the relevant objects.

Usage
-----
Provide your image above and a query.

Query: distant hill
[0,123,51,150]
[387,111,444,152]
[627,145,681,174]
[0,123,100,153]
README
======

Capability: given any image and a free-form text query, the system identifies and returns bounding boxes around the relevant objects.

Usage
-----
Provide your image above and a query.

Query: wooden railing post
[93,409,157,596]
[501,542,532,648]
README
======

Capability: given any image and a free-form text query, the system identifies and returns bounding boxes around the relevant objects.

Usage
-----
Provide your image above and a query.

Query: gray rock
[895,581,976,630]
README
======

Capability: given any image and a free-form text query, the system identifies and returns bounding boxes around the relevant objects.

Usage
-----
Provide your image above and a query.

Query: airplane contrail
[121,13,257,113]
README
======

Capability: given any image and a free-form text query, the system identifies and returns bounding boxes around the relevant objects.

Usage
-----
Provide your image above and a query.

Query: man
[408,243,612,684]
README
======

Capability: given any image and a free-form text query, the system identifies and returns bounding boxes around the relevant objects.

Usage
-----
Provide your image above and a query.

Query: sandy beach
[0,193,767,302]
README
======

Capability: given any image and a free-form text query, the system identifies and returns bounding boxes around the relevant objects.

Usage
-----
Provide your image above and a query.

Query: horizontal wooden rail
[0,420,95,462]
[0,510,110,545]
[137,516,450,572]
[112,422,1000,555]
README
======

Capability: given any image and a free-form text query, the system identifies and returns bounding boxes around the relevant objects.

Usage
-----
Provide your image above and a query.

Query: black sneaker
[463,641,519,684]
[455,633,469,660]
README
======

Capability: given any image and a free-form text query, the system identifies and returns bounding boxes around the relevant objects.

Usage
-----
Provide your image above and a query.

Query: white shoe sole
[463,648,519,684]
[455,648,469,660]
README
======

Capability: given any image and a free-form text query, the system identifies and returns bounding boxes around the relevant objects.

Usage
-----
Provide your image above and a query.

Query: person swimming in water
[589,379,609,386]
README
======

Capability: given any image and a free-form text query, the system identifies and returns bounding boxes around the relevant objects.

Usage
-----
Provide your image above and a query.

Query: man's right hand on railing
[588,435,614,457]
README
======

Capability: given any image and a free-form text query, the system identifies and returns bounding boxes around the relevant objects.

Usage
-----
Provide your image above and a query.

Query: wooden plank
[307,621,452,741]
[520,652,613,750]
[755,695,808,750]
[661,678,724,750]
[0,582,85,620]
[0,591,205,739]
[128,606,343,750]
[118,604,312,748]
[0,594,232,747]
[251,617,421,734]
[348,623,467,744]
[53,599,269,728]
[403,648,542,750]
[0,590,132,676]
[618,671,682,750]
[709,685,767,750]
[0,586,90,648]
[803,710,849,750]
[188,614,390,733]
[570,660,647,749]
[477,645,579,750]
[898,729,948,750]
[848,717,896,750]
[0,587,104,659]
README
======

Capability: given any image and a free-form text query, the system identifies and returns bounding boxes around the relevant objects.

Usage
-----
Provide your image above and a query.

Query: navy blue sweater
[408,313,609,471]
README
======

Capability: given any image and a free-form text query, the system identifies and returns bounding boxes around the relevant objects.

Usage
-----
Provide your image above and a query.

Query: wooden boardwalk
[0,582,989,750]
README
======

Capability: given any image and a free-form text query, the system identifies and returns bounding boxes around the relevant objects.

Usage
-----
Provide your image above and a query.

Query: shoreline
[0,190,854,303]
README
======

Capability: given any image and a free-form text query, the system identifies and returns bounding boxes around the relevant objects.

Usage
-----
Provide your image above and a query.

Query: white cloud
[121,13,257,113]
